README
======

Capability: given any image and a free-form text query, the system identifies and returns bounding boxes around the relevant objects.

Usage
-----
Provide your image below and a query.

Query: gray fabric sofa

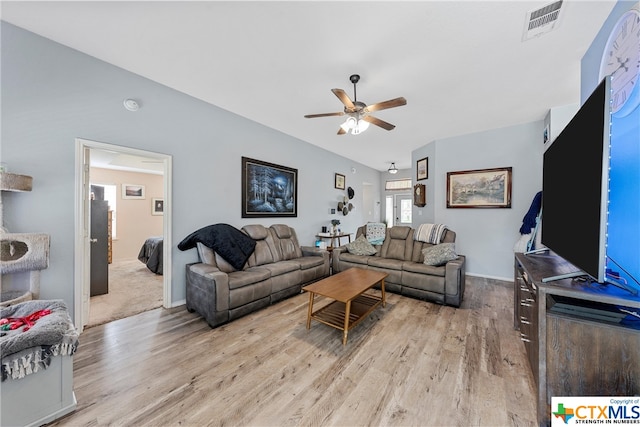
[185,224,330,328]
[332,224,466,307]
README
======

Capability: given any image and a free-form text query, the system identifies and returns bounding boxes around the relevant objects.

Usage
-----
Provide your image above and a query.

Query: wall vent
[523,1,564,41]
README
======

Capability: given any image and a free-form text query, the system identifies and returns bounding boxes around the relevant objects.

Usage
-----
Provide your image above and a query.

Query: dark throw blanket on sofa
[178,223,256,270]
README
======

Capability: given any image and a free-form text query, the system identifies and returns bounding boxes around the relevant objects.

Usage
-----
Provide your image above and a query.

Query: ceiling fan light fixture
[388,162,398,174]
[341,115,369,135]
[355,118,369,134]
[340,116,357,132]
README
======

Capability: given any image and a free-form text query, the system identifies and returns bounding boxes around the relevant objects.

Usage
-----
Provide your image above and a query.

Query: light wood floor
[48,276,537,427]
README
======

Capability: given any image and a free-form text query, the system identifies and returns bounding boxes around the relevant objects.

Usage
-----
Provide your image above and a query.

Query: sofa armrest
[186,263,231,327]
[301,245,327,258]
[444,255,466,307]
[331,246,348,273]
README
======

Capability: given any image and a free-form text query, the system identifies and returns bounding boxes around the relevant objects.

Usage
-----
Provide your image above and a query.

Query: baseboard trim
[169,299,186,308]
[466,272,512,283]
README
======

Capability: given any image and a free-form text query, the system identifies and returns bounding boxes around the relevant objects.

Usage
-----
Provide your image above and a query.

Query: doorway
[395,193,413,226]
[74,139,172,332]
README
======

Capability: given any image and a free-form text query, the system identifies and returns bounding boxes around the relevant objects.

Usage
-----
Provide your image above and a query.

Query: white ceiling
[1,1,617,172]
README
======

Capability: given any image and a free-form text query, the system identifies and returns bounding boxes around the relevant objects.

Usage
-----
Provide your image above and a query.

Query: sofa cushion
[379,226,413,261]
[422,243,458,266]
[216,252,241,273]
[297,256,324,270]
[251,239,276,266]
[403,261,446,277]
[346,235,377,256]
[368,257,404,271]
[261,260,300,277]
[270,225,303,261]
[196,242,216,266]
[228,267,271,290]
[196,243,241,273]
[388,226,412,240]
[242,225,278,267]
[242,224,269,240]
[270,224,291,239]
[339,252,371,266]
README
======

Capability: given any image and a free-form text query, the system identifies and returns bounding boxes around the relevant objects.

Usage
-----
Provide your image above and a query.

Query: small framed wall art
[416,157,428,181]
[335,173,346,190]
[152,198,164,215]
[122,184,145,200]
[446,167,512,208]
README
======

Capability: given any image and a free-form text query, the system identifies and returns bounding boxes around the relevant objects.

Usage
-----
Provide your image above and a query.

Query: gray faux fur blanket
[1,299,79,381]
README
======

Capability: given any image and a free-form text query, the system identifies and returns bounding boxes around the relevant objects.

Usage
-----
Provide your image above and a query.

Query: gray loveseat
[186,224,329,328]
[332,224,466,307]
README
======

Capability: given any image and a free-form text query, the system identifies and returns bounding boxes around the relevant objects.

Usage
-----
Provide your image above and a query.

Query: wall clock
[413,183,426,207]
[598,8,640,117]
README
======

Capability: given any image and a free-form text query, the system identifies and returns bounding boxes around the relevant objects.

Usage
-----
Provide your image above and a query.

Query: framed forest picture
[241,157,298,218]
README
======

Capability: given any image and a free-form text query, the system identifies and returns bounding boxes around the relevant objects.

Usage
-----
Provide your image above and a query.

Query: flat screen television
[541,76,638,296]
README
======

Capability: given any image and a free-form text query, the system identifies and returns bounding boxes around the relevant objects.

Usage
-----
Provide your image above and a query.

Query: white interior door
[395,193,413,226]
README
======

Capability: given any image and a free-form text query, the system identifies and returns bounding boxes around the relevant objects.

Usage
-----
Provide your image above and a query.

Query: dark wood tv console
[514,252,640,426]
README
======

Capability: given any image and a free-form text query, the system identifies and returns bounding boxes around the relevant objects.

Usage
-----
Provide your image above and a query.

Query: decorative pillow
[366,222,386,245]
[422,243,457,266]
[346,235,377,256]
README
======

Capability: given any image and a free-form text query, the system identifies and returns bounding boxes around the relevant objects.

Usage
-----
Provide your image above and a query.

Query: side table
[315,232,352,248]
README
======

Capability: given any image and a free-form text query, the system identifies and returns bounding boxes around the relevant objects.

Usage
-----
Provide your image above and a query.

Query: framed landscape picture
[446,167,512,208]
[242,157,297,218]
[416,157,428,181]
[122,184,145,199]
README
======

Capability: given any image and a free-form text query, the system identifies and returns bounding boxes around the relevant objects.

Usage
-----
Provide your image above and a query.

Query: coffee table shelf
[311,293,381,330]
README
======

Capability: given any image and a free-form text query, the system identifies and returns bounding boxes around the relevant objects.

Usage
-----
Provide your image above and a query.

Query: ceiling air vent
[522,1,564,41]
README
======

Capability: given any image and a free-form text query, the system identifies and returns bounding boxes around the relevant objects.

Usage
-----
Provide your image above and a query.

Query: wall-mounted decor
[543,124,550,145]
[416,157,428,181]
[413,183,426,207]
[447,167,512,208]
[242,157,297,218]
[122,184,145,200]
[152,198,164,216]
[335,173,345,190]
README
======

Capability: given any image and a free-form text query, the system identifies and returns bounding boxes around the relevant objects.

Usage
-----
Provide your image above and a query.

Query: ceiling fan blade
[362,115,396,131]
[304,112,345,119]
[364,97,407,113]
[331,88,356,111]
[337,127,346,135]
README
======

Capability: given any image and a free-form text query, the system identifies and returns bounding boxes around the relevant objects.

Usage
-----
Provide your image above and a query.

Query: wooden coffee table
[302,268,387,345]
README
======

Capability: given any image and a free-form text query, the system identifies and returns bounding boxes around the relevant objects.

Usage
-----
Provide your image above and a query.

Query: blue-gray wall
[412,121,543,280]
[0,22,381,316]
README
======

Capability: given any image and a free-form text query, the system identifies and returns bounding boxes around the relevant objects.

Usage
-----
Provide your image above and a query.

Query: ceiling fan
[304,74,407,135]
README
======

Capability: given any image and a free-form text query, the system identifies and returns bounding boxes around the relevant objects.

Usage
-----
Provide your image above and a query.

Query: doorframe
[74,138,173,332]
